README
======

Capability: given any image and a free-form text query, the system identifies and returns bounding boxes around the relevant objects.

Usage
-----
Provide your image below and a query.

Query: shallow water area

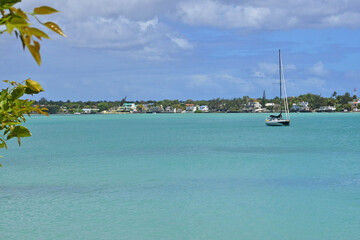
[1,113,360,240]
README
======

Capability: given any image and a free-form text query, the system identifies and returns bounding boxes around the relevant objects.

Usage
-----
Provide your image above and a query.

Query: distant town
[35,91,360,114]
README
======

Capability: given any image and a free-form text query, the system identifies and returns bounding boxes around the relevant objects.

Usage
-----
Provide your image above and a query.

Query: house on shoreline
[317,106,336,112]
[243,102,262,113]
[291,101,310,112]
[119,103,136,112]
[82,108,99,114]
[199,105,209,112]
[186,104,196,112]
[349,98,360,111]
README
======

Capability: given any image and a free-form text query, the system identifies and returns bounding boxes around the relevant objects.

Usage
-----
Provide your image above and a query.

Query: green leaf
[43,22,66,37]
[9,16,29,27]
[16,8,29,20]
[28,27,50,39]
[5,22,15,34]
[0,0,21,10]
[33,6,58,15]
[10,85,25,100]
[7,126,32,140]
[0,14,11,25]
[25,79,44,94]
[23,34,31,46]
[27,44,41,65]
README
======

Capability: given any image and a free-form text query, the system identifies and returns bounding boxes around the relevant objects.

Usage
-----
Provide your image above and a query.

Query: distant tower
[354,88,357,98]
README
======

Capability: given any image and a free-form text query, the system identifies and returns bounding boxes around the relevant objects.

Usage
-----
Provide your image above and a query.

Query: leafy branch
[0,0,66,65]
[0,79,48,154]
[0,0,66,165]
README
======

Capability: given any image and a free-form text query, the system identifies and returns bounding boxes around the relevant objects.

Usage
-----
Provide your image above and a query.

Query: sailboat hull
[265,119,290,126]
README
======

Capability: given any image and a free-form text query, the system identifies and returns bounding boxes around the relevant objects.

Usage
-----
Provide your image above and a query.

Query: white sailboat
[265,49,290,126]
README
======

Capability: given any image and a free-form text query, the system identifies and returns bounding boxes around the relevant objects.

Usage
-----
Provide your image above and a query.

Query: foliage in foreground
[0,0,66,65]
[0,0,65,164]
[0,80,48,163]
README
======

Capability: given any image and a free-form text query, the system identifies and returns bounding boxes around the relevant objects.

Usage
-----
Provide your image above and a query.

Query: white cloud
[322,12,360,27]
[176,0,360,29]
[139,18,159,32]
[13,0,360,57]
[168,35,193,49]
[310,61,328,76]
[177,0,272,29]
[12,0,360,65]
[17,0,192,60]
[20,0,360,30]
[18,0,360,39]
[19,0,174,21]
[66,16,153,49]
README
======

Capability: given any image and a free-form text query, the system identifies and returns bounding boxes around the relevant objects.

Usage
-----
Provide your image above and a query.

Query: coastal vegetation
[35,91,359,114]
[0,0,65,162]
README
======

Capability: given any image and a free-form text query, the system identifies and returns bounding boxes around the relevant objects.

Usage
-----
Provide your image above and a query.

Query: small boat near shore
[266,49,290,126]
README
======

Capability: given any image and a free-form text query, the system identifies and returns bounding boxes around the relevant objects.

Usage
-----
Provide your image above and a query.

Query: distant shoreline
[33,111,360,116]
[33,92,360,114]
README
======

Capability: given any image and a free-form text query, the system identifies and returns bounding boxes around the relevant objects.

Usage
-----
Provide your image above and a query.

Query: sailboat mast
[279,49,282,114]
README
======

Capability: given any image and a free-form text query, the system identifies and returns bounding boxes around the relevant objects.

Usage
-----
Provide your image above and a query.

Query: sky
[1,0,360,101]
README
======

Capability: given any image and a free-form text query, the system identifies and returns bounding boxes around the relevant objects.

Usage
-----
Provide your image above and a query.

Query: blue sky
[1,0,360,101]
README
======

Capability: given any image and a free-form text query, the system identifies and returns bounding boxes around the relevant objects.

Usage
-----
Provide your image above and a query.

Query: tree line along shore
[35,91,359,114]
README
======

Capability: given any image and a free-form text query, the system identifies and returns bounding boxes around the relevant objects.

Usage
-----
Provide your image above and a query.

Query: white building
[265,103,275,107]
[243,102,262,113]
[299,101,309,108]
[165,106,177,113]
[291,101,310,112]
[349,98,360,107]
[199,105,209,112]
[82,108,99,114]
[319,106,336,112]
[245,102,262,109]
[186,104,196,112]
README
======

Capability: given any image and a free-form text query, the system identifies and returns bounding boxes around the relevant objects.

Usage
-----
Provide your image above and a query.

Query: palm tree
[332,91,337,98]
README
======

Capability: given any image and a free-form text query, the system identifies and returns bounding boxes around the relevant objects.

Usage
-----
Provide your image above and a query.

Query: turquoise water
[1,113,360,240]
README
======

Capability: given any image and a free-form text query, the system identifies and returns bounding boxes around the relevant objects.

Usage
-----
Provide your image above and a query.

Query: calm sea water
[1,113,360,240]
